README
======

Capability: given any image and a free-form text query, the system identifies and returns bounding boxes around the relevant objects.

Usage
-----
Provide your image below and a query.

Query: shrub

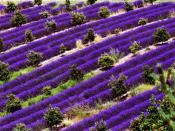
[39,11,50,18]
[0,61,10,81]
[98,54,115,69]
[109,74,128,98]
[142,65,156,85]
[98,7,110,18]
[65,0,72,11]
[71,12,86,26]
[45,20,57,31]
[34,0,42,5]
[42,86,52,96]
[44,106,64,129]
[25,29,34,42]
[11,11,27,27]
[0,38,4,52]
[87,0,97,5]
[26,51,43,66]
[153,28,170,44]
[124,2,134,12]
[59,44,68,54]
[90,120,108,131]
[70,64,84,81]
[114,28,121,35]
[6,94,22,113]
[7,1,17,12]
[138,18,148,26]
[108,48,124,63]
[82,28,95,44]
[129,41,141,55]
[13,123,31,131]
[144,0,157,5]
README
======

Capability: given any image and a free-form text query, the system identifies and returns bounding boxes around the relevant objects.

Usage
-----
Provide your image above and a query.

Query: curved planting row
[0,36,175,130]
[0,2,173,70]
[0,2,123,50]
[62,88,163,131]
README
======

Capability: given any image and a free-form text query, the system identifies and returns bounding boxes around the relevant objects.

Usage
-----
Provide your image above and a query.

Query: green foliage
[34,0,42,5]
[98,54,115,69]
[0,38,4,52]
[138,18,148,26]
[109,74,128,98]
[108,48,124,63]
[98,7,110,18]
[59,44,68,54]
[39,11,50,18]
[7,1,17,12]
[87,0,97,5]
[124,2,134,12]
[114,28,121,35]
[144,0,157,5]
[42,86,52,96]
[129,41,141,55]
[26,51,43,66]
[153,28,170,44]
[65,0,72,11]
[25,29,34,42]
[71,12,86,26]
[0,61,10,82]
[90,120,108,131]
[82,28,96,44]
[45,20,57,31]
[11,11,27,27]
[13,123,31,131]
[70,64,84,81]
[44,106,64,128]
[142,65,156,85]
[6,94,22,113]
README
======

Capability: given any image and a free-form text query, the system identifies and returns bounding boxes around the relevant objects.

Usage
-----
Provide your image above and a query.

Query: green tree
[65,0,72,11]
[87,0,97,5]
[70,64,84,81]
[138,18,148,26]
[25,29,34,42]
[0,61,10,81]
[39,11,50,18]
[59,44,68,54]
[26,51,43,66]
[98,7,110,18]
[45,20,57,31]
[11,11,27,27]
[153,28,170,44]
[42,86,52,96]
[124,1,134,12]
[90,120,109,131]
[142,65,156,85]
[13,123,31,131]
[144,0,157,5]
[7,1,17,12]
[98,54,115,69]
[71,12,86,26]
[34,0,42,6]
[0,38,4,52]
[83,28,96,44]
[129,41,141,55]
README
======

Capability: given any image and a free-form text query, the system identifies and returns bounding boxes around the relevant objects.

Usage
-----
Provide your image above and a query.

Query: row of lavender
[0,34,175,130]
[0,9,174,107]
[0,2,173,70]
[0,2,124,50]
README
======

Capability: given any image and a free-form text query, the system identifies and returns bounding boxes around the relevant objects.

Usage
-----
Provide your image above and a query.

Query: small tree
[13,123,31,131]
[34,0,42,6]
[124,1,134,12]
[87,0,97,5]
[129,41,141,55]
[0,61,10,81]
[45,20,57,31]
[82,28,95,44]
[25,29,34,42]
[109,74,128,98]
[44,106,64,130]
[70,64,84,81]
[6,94,22,113]
[153,28,170,44]
[0,38,4,52]
[42,86,52,96]
[144,0,157,5]
[39,11,50,18]
[59,44,68,54]
[11,11,27,27]
[98,54,115,69]
[138,18,148,26]
[98,7,110,18]
[7,1,17,12]
[26,51,43,66]
[114,28,121,35]
[71,12,86,26]
[65,0,72,11]
[90,120,108,131]
[142,65,156,85]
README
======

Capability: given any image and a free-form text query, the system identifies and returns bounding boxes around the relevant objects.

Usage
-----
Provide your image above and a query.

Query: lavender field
[0,0,175,131]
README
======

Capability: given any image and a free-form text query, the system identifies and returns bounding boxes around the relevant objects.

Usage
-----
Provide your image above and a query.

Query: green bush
[114,28,121,35]
[90,120,108,131]
[13,123,31,131]
[98,54,115,69]
[59,44,68,54]
[144,0,157,5]
[82,28,95,44]
[45,20,57,31]
[138,18,148,26]
[34,0,42,5]
[0,38,4,52]
[26,51,43,66]
[0,61,10,81]
[142,65,156,85]
[7,1,17,12]
[39,11,50,18]
[42,86,52,96]
[98,7,110,18]
[11,11,27,27]
[87,0,97,5]
[153,28,170,44]
[71,12,86,26]
[70,64,84,81]
[124,2,134,12]
[129,41,141,55]
[44,106,64,129]
[6,94,22,113]
[65,0,72,11]
[25,29,34,42]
